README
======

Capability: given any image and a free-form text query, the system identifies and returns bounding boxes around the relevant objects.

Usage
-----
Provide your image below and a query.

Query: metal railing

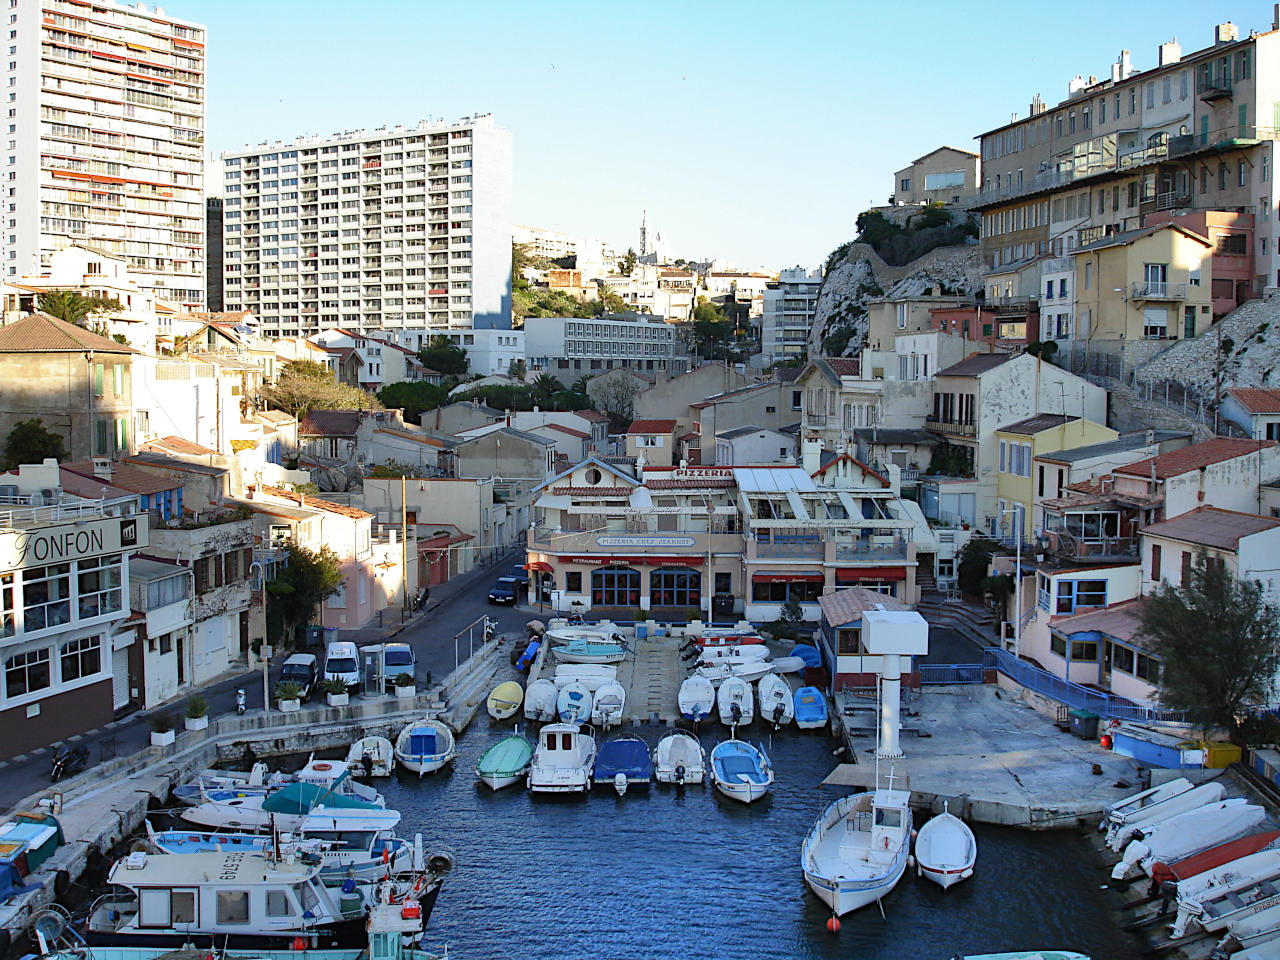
[919,663,986,684]
[1131,281,1187,300]
[925,418,976,438]
[0,492,140,527]
[834,536,909,563]
[754,538,824,559]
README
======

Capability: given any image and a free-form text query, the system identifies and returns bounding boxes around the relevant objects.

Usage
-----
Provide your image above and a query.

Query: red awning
[555,556,704,566]
[836,567,907,583]
[752,571,825,583]
[525,561,553,573]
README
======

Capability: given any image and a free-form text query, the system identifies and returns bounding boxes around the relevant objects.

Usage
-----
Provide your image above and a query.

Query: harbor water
[377,722,1140,960]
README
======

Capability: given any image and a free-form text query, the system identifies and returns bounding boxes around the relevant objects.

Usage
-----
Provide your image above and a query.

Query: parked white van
[324,641,362,692]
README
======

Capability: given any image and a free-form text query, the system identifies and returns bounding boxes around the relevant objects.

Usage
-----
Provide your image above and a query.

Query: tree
[591,372,637,433]
[2,418,67,469]
[417,336,469,377]
[37,290,124,326]
[377,381,449,423]
[956,537,997,598]
[1139,552,1280,742]
[281,358,333,381]
[769,594,807,641]
[569,376,591,397]
[264,361,379,420]
[265,543,344,648]
[530,373,560,406]
[617,248,637,276]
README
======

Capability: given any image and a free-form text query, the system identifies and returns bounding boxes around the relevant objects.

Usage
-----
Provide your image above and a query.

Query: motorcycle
[235,688,246,715]
[50,744,89,782]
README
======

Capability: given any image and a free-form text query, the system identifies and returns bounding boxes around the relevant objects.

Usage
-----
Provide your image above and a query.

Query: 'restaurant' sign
[1,515,148,570]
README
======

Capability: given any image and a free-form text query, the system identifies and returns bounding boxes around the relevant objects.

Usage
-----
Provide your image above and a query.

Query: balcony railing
[1199,75,1233,101]
[925,418,976,438]
[1153,189,1192,211]
[834,536,909,563]
[1042,530,1137,562]
[1131,281,1186,300]
[753,537,824,559]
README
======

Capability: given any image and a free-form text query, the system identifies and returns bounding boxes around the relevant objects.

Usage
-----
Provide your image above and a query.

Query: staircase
[916,565,937,594]
[914,596,998,649]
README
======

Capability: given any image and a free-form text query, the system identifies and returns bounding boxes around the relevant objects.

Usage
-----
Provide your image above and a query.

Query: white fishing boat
[1171,850,1280,938]
[552,663,618,692]
[717,675,754,730]
[709,739,773,804]
[695,644,770,663]
[1101,777,1194,830]
[551,636,628,664]
[697,659,774,686]
[543,619,625,643]
[915,802,977,890]
[654,731,706,785]
[687,627,765,649]
[1112,798,1264,880]
[523,678,558,722]
[393,718,457,777]
[757,673,793,728]
[182,766,385,832]
[590,680,625,729]
[557,679,592,723]
[345,737,395,778]
[527,723,597,794]
[1188,872,1280,936]
[1107,781,1226,851]
[802,785,913,916]
[678,675,715,723]
[171,763,289,805]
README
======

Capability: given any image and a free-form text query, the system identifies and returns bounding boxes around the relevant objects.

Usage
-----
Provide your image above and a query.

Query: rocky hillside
[1136,293,1280,394]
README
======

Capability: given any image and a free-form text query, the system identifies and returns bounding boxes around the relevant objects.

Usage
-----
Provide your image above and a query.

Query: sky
[177,0,1279,271]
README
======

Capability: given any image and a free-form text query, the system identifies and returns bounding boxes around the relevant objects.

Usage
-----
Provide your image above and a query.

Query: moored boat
[678,675,715,723]
[523,678,558,722]
[717,675,754,730]
[590,680,625,729]
[551,636,628,664]
[696,659,774,685]
[914,802,977,890]
[1101,777,1194,830]
[1169,849,1280,938]
[689,628,765,649]
[709,739,772,804]
[695,644,770,663]
[552,663,618,691]
[801,787,912,916]
[1152,829,1280,889]
[486,681,524,720]
[654,731,705,785]
[181,779,385,832]
[592,735,653,796]
[557,680,592,723]
[345,737,395,778]
[393,718,457,777]
[794,686,828,730]
[1112,798,1264,880]
[527,723,596,794]
[475,734,535,791]
[956,954,1091,960]
[757,673,793,728]
[1106,781,1226,851]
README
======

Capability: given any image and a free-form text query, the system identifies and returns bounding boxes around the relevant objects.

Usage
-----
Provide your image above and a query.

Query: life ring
[312,762,333,772]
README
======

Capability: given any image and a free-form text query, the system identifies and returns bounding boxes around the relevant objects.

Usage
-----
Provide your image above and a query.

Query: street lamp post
[1001,510,1022,659]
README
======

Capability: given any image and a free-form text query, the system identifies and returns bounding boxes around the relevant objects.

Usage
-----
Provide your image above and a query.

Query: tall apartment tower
[10,1,206,308]
[220,114,513,342]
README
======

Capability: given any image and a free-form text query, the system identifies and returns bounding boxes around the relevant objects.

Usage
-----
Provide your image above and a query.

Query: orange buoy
[291,938,307,951]
[826,916,841,933]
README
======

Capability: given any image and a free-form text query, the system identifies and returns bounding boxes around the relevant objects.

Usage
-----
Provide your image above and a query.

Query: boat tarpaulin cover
[409,729,439,756]
[260,779,373,814]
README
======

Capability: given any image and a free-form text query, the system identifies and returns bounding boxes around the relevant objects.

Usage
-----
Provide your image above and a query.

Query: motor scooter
[235,688,246,715]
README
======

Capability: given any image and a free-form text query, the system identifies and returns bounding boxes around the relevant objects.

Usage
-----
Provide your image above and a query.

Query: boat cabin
[869,789,912,856]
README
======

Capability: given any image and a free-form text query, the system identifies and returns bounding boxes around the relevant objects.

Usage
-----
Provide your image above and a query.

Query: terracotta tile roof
[299,410,362,436]
[181,311,253,324]
[1049,598,1147,648]
[551,486,634,497]
[818,587,907,627]
[774,366,802,383]
[824,358,861,377]
[0,313,137,353]
[1141,505,1280,550]
[644,477,735,489]
[258,485,373,520]
[61,460,178,496]
[574,410,609,423]
[1114,438,1274,480]
[142,435,218,455]
[627,419,678,434]
[541,423,589,439]
[1228,388,1280,414]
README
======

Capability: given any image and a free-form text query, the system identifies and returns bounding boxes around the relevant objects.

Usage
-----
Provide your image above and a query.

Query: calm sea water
[381,722,1140,960]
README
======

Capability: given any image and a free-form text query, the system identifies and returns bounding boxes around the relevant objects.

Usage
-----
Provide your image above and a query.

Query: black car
[509,565,530,587]
[488,576,519,604]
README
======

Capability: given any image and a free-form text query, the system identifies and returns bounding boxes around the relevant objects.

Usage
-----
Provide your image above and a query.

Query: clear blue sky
[180,0,1276,270]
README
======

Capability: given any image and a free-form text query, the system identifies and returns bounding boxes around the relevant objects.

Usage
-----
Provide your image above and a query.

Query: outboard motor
[674,763,686,785]
[730,702,742,724]
[772,703,785,726]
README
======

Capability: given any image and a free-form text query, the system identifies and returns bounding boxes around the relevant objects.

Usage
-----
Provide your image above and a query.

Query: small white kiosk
[861,608,929,759]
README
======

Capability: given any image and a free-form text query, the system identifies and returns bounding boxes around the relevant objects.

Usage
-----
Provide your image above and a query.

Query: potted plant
[184,694,209,731]
[148,711,177,747]
[275,681,303,712]
[323,677,349,708]
[394,672,416,699]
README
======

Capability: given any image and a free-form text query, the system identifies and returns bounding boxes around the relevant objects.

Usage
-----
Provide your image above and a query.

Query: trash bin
[304,625,325,648]
[1200,740,1242,769]
[1069,709,1100,740]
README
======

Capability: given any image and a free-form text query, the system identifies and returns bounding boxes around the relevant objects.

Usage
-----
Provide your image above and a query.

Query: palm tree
[570,376,591,396]
[530,373,560,405]
[37,290,123,326]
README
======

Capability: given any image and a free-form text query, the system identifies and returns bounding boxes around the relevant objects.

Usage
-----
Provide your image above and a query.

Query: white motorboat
[697,659,774,686]
[1171,850,1280,938]
[767,656,807,674]
[1235,944,1280,960]
[171,763,288,804]
[654,731,706,785]
[543,619,625,642]
[551,635,628,664]
[717,675,754,730]
[688,627,765,649]
[182,762,385,832]
[802,787,913,916]
[1101,777,1194,830]
[1106,781,1226,851]
[523,678,558,722]
[696,644,770,663]
[709,739,773,803]
[1187,872,1280,936]
[915,802,977,890]
[590,680,626,729]
[1224,901,1280,950]
[393,717,457,777]
[345,737,395,778]
[552,663,618,692]
[527,722,596,794]
[757,673,793,728]
[1112,798,1264,880]
[678,675,715,723]
[557,680,592,723]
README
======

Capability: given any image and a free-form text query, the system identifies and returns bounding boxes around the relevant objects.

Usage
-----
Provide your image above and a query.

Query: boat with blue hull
[592,736,653,796]
[794,686,828,730]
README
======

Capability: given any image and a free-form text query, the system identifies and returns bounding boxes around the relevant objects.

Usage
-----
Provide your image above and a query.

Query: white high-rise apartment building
[10,0,206,308]
[221,115,513,341]
[761,266,823,363]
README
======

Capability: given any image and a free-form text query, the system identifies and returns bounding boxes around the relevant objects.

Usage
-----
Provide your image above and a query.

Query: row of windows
[4,633,102,700]
[0,555,123,639]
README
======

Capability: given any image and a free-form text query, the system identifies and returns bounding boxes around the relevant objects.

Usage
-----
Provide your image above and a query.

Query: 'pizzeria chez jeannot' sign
[1,516,146,570]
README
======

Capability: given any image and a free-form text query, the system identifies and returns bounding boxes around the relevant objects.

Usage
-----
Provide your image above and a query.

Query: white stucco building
[761,267,823,363]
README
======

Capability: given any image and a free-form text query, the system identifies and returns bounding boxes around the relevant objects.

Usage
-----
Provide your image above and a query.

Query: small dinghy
[591,680,625,729]
[527,722,596,794]
[515,639,541,672]
[696,644,770,663]
[345,736,395,778]
[393,717,457,777]
[915,801,977,889]
[1222,901,1280,951]
[697,659,773,685]
[476,733,534,791]
[487,681,524,721]
[1102,777,1194,829]
[789,644,823,668]
[1106,780,1224,850]
[678,675,715,723]
[1154,829,1280,891]
[552,636,628,664]
[557,680,592,723]
[710,739,773,803]
[717,675,754,730]
[767,656,807,675]
[1169,847,1280,938]
[552,663,618,691]
[757,673,793,728]
[524,678,558,722]
[794,686,828,730]
[593,735,653,796]
[1112,798,1265,880]
[689,628,765,649]
[654,731,705,785]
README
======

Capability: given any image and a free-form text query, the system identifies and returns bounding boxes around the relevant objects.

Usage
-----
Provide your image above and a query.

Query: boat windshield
[874,807,903,828]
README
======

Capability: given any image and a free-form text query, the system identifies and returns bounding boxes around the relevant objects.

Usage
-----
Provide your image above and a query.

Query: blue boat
[592,735,653,796]
[516,639,541,671]
[709,739,773,804]
[794,686,829,730]
[789,644,823,669]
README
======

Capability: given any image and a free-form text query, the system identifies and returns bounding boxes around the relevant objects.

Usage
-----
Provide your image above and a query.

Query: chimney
[92,457,113,481]
[1214,22,1238,44]
[1274,3,1279,31]
[1111,49,1133,82]
[931,284,941,297]
[1029,93,1045,116]
[1068,75,1087,96]
[1158,39,1182,66]
[801,437,822,476]
[1145,428,1155,445]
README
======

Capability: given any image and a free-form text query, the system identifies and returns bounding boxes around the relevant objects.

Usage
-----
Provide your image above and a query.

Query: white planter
[326,692,349,707]
[184,715,208,731]
[150,729,176,747]
[279,698,301,713]
[395,685,416,700]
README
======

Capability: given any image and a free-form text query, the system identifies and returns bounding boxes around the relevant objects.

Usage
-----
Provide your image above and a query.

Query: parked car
[509,565,530,588]
[488,577,519,605]
[381,642,416,690]
[278,653,319,701]
[324,641,362,692]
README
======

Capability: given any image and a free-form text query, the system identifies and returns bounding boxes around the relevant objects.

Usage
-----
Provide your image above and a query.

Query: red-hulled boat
[693,630,765,649]
[1150,829,1280,888]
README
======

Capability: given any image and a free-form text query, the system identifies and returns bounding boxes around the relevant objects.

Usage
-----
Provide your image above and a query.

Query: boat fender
[383,846,391,864]
[53,870,70,897]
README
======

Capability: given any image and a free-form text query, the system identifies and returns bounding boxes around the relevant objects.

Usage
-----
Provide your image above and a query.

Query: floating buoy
[826,915,841,933]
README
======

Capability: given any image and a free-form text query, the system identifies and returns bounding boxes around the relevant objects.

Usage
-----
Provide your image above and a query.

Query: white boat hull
[654,733,706,785]
[714,778,771,804]
[523,679,558,722]
[478,770,526,791]
[915,810,977,890]
[804,859,908,915]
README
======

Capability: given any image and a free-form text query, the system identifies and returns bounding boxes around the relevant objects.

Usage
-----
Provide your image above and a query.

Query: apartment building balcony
[1041,529,1138,563]
[1153,189,1192,211]
[1199,76,1233,102]
[751,536,825,560]
[925,418,976,439]
[834,535,910,564]
[528,526,740,556]
[991,296,1034,316]
[1131,281,1186,300]
[803,413,828,427]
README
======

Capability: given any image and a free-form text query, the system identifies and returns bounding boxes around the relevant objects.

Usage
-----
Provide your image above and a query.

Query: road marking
[32,746,47,754]
[8,754,24,763]
[69,734,84,742]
